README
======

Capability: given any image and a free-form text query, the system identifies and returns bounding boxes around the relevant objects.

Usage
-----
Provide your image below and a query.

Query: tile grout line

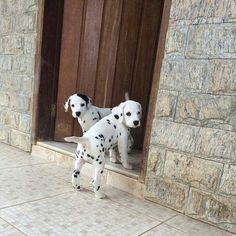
[137,214,179,236]
[0,216,28,236]
[0,190,74,211]
[102,190,177,222]
[0,161,58,170]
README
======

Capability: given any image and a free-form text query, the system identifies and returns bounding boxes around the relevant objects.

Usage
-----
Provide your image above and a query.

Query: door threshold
[31,141,145,198]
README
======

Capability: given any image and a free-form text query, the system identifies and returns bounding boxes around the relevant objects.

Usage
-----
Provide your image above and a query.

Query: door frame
[32,0,172,182]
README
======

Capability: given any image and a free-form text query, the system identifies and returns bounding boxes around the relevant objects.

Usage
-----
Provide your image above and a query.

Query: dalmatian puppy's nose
[133,120,139,126]
[76,111,81,117]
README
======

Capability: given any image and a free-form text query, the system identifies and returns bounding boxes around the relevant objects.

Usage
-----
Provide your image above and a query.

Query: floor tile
[0,191,160,236]
[102,186,177,222]
[142,223,189,236]
[0,218,24,236]
[0,163,73,208]
[0,143,52,170]
[166,215,235,236]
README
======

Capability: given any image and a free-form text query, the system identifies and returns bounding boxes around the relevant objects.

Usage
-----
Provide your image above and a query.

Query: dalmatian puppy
[64,93,111,133]
[64,93,133,162]
[64,100,142,198]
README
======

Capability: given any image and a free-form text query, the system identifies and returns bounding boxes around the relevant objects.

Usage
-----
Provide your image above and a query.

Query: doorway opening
[36,0,165,181]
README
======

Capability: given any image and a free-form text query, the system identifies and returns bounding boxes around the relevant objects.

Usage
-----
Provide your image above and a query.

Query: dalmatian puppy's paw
[95,191,106,199]
[72,171,81,190]
[122,162,133,170]
[109,157,118,163]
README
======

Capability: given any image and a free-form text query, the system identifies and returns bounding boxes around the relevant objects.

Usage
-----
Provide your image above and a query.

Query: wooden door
[55,0,163,150]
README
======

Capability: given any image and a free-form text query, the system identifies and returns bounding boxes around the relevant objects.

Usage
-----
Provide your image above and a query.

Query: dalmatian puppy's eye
[81,103,85,107]
[137,111,140,115]
[71,104,75,107]
[126,112,131,116]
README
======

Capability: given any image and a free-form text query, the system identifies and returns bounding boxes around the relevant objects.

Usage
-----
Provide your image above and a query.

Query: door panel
[77,0,104,97]
[111,0,143,107]
[55,0,163,150]
[54,0,85,140]
[94,0,123,107]
[130,0,163,148]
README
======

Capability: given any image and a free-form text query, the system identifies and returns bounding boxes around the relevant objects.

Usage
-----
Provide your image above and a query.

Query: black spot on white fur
[77,93,90,107]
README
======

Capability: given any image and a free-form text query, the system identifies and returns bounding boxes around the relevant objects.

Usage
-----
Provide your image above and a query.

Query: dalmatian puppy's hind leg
[72,157,85,190]
[93,156,106,199]
[109,149,118,163]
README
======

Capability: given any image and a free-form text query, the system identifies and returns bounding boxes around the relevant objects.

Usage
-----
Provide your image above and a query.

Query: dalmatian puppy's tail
[64,136,89,147]
[64,96,71,112]
[125,92,130,101]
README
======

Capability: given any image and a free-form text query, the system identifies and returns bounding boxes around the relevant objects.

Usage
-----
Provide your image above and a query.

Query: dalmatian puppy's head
[64,93,92,118]
[112,100,142,128]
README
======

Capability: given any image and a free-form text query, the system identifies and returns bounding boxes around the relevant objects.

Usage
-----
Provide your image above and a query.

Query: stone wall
[0,0,38,151]
[146,0,236,233]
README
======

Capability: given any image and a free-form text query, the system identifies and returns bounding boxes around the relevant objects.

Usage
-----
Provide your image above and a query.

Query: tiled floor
[0,142,235,236]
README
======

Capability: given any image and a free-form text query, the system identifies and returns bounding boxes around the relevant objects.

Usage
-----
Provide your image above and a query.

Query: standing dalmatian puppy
[64,93,111,133]
[64,100,142,198]
[64,93,133,162]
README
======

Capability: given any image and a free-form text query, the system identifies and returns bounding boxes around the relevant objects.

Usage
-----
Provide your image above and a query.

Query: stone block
[9,111,20,129]
[224,0,236,22]
[12,55,34,75]
[156,90,178,120]
[0,92,10,107]
[219,164,236,195]
[0,16,12,34]
[0,110,8,125]
[0,56,12,72]
[176,93,236,131]
[147,145,166,177]
[24,33,36,54]
[186,188,236,234]
[170,0,228,24]
[21,76,33,95]
[198,0,228,23]
[170,0,200,23]
[2,73,22,92]
[14,12,36,33]
[163,151,223,191]
[165,26,187,57]
[9,93,32,112]
[203,60,236,95]
[1,34,24,54]
[151,120,199,154]
[10,129,31,151]
[195,128,236,161]
[0,125,10,144]
[145,177,189,212]
[186,24,236,59]
[3,0,37,15]
[19,114,32,133]
[160,59,207,92]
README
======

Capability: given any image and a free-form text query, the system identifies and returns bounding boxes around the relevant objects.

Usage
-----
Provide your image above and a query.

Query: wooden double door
[54,0,163,150]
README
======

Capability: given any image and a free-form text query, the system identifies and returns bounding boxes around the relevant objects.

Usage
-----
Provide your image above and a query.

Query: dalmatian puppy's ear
[87,97,92,109]
[64,96,71,112]
[112,102,125,123]
[137,102,143,117]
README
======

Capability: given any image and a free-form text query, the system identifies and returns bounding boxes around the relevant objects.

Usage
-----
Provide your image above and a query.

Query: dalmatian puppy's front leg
[93,157,106,199]
[118,132,133,170]
[72,157,85,190]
